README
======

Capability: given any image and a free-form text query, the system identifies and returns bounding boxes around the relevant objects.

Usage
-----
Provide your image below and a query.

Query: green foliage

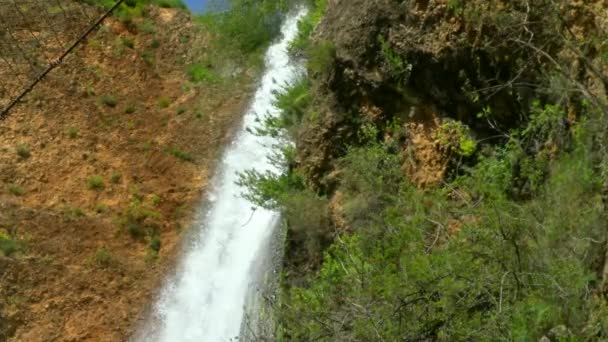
[67,127,79,139]
[125,104,136,114]
[157,97,171,108]
[87,175,105,191]
[259,79,311,138]
[149,235,161,252]
[121,36,135,49]
[15,144,30,159]
[101,94,118,108]
[198,0,290,56]
[186,63,218,83]
[141,49,155,65]
[289,0,328,53]
[435,120,477,157]
[91,247,113,268]
[378,35,412,85]
[165,146,194,162]
[63,205,86,219]
[307,40,335,75]
[447,0,463,13]
[7,184,24,196]
[119,198,161,239]
[0,231,24,257]
[278,129,603,339]
[110,171,122,184]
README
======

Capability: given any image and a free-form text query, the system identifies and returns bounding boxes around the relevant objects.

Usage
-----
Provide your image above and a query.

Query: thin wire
[0,0,128,120]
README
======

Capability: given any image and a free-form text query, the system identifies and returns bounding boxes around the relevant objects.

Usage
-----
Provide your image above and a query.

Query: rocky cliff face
[296,0,607,188]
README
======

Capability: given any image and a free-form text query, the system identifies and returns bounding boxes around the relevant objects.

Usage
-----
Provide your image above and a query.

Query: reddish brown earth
[0,6,253,341]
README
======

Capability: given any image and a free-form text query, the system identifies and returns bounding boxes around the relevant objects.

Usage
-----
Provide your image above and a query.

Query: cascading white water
[136,8,308,342]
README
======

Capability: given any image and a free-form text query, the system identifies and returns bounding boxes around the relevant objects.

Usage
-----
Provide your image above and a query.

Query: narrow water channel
[135,8,308,342]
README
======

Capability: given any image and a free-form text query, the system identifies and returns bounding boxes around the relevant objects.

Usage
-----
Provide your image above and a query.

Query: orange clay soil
[0,6,255,341]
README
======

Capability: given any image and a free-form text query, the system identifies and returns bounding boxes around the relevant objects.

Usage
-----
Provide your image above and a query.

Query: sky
[183,0,208,12]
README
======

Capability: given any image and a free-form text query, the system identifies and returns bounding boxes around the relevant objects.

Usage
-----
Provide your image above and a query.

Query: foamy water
[135,8,308,342]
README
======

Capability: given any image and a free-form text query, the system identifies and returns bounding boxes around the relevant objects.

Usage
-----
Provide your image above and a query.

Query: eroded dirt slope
[0,5,252,341]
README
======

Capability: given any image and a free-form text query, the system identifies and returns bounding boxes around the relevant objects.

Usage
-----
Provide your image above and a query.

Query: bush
[121,36,135,49]
[307,40,335,75]
[165,146,193,162]
[0,232,22,257]
[110,171,122,184]
[87,175,105,191]
[149,235,161,252]
[101,94,118,108]
[275,106,606,340]
[125,104,136,114]
[157,97,171,108]
[67,127,79,139]
[92,247,112,268]
[141,50,155,65]
[7,184,24,196]
[15,144,30,159]
[186,63,218,83]
[197,0,288,57]
[289,0,328,54]
[119,199,161,239]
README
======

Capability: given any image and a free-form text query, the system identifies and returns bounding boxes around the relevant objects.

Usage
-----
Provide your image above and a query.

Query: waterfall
[135,7,308,342]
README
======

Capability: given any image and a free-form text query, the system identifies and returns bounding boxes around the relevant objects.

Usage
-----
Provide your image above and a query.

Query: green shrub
[0,232,22,257]
[138,19,156,34]
[435,120,477,157]
[307,40,335,75]
[67,127,79,139]
[110,171,122,184]
[197,0,287,56]
[165,146,193,161]
[92,247,112,268]
[101,94,118,108]
[15,144,30,159]
[121,36,135,49]
[186,63,218,83]
[141,50,155,65]
[289,0,328,53]
[378,35,412,84]
[87,175,105,191]
[150,39,161,49]
[94,203,109,213]
[149,235,161,252]
[157,97,171,108]
[125,104,136,114]
[7,184,24,196]
[119,199,161,239]
[63,205,86,219]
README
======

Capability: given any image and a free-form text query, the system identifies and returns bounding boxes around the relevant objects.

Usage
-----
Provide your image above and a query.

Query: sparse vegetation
[165,146,193,162]
[119,198,161,239]
[186,63,218,83]
[110,171,122,184]
[15,144,30,159]
[91,247,113,268]
[125,104,136,114]
[0,231,23,257]
[157,97,171,108]
[101,94,118,108]
[7,184,25,196]
[121,36,135,49]
[87,175,105,191]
